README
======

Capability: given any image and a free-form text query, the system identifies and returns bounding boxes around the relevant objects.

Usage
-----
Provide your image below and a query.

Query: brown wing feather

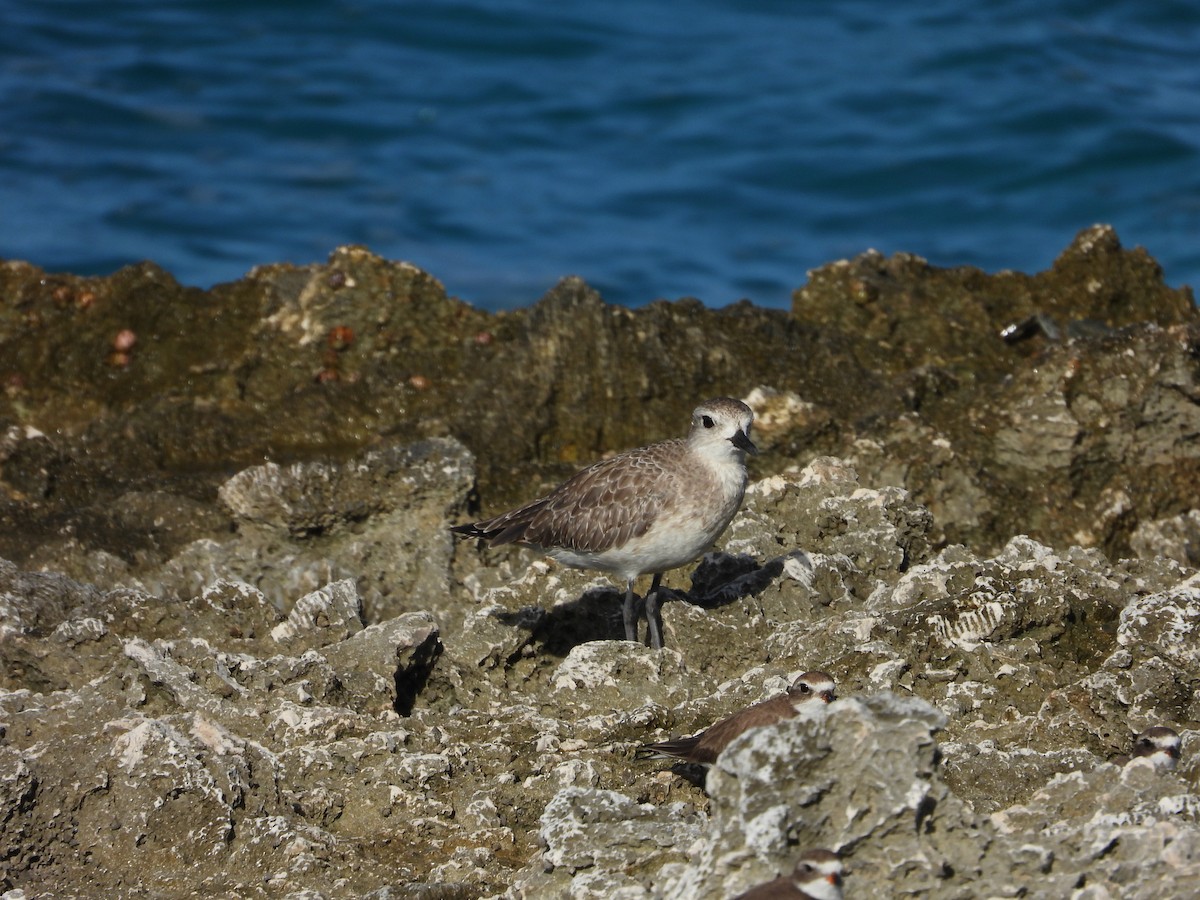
[526,443,680,553]
[638,696,796,763]
[456,441,684,554]
[643,694,796,764]
[694,695,793,755]
[449,495,551,546]
[635,733,702,761]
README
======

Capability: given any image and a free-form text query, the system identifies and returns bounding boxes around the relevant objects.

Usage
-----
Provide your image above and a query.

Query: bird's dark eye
[799,683,811,693]
[701,415,714,429]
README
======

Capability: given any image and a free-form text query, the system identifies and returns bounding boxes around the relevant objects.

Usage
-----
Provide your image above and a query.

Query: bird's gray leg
[644,573,664,650]
[622,579,640,642]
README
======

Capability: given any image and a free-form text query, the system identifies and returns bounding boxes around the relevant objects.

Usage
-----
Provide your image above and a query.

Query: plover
[732,849,844,900]
[637,671,836,765]
[451,397,756,649]
[1113,725,1181,769]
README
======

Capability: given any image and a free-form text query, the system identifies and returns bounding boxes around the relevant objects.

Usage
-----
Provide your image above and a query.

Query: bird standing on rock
[451,397,756,649]
[638,671,837,766]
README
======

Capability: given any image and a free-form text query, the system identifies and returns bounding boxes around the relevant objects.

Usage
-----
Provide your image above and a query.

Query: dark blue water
[3,0,1199,310]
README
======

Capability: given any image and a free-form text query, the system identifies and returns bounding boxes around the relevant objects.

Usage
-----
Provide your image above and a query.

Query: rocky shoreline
[1,225,1198,897]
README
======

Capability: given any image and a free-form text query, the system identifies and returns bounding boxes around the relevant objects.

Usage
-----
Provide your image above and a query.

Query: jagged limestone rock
[3,246,1200,900]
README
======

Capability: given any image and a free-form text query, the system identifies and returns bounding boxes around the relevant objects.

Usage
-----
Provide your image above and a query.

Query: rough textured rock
[2,232,1200,896]
[2,226,1198,571]
[3,452,1199,897]
[14,436,475,628]
[660,694,1048,899]
[529,787,705,895]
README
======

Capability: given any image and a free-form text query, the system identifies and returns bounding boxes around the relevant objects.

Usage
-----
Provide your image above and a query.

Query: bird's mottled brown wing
[502,440,686,554]
[688,693,797,763]
[449,494,551,546]
[639,692,796,765]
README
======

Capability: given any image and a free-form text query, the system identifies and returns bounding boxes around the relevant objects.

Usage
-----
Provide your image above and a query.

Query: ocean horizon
[2,0,1198,310]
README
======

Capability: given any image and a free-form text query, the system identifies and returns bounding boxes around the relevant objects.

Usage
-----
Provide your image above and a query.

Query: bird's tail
[635,735,701,761]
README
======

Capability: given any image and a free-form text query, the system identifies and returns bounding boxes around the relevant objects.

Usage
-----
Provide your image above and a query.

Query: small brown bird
[1112,725,1182,770]
[451,398,756,649]
[732,849,845,900]
[638,671,836,766]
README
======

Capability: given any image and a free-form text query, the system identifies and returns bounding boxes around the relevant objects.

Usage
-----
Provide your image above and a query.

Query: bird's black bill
[730,429,758,454]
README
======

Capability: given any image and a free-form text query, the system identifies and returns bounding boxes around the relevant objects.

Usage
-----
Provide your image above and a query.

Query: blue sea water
[2,0,1198,310]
